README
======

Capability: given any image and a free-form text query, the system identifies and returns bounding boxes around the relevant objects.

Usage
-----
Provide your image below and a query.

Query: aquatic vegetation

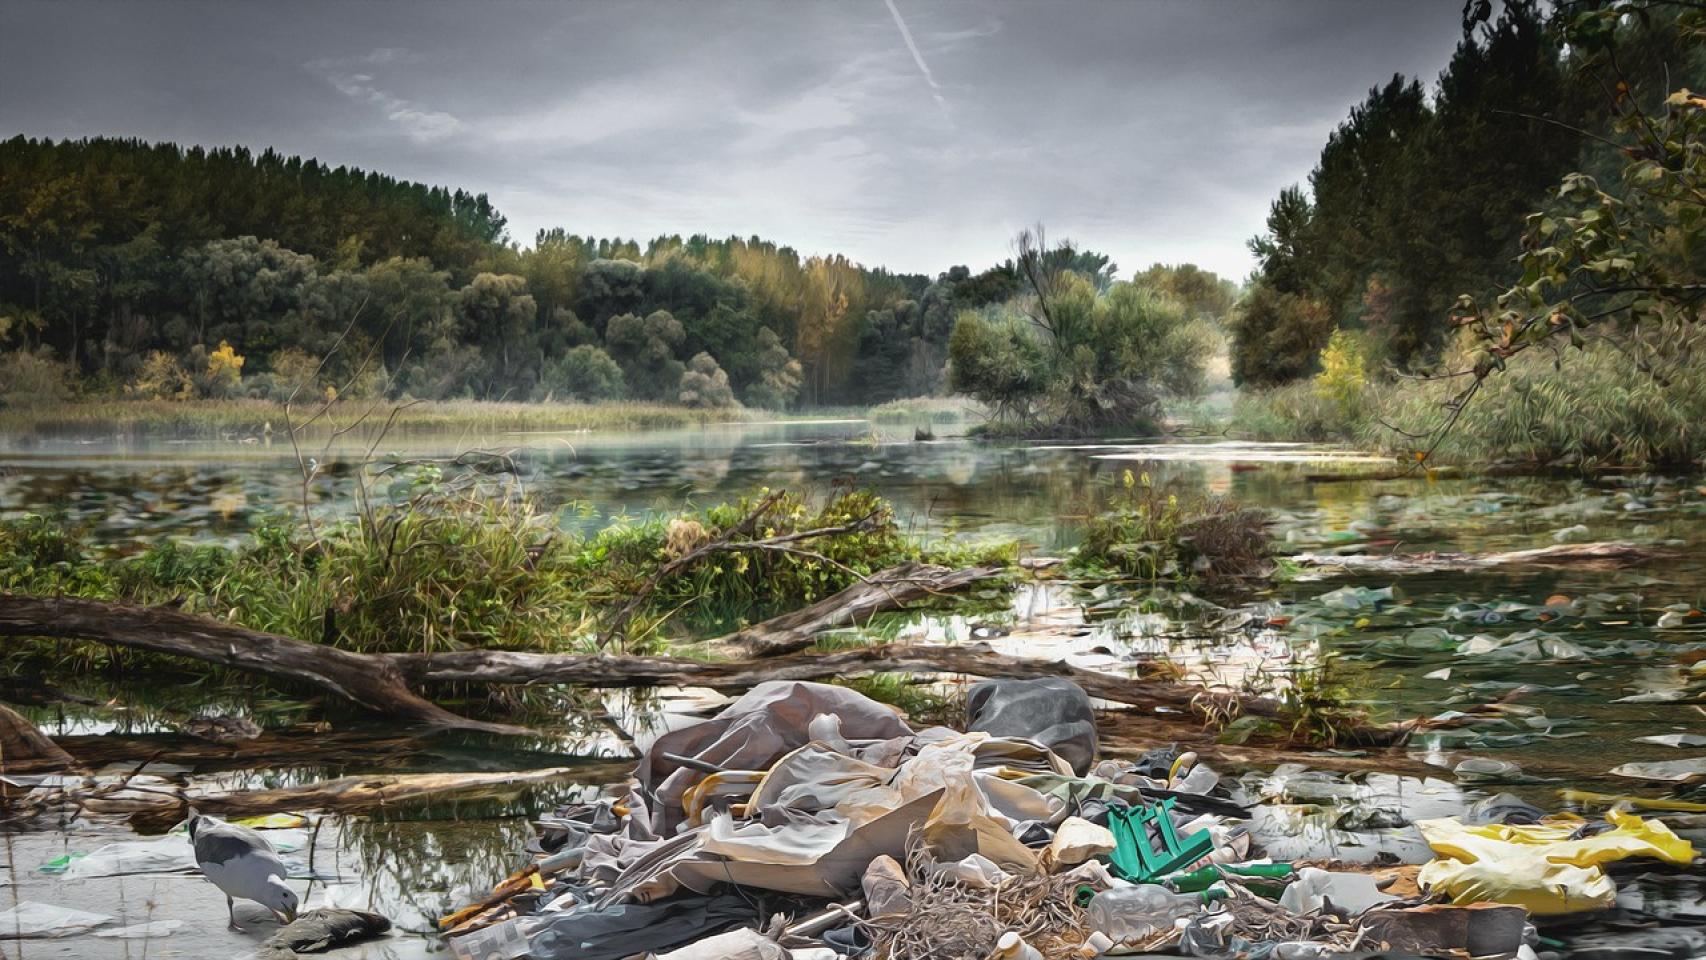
[1073,470,1269,585]
[0,486,1015,662]
[571,488,1014,637]
[0,514,114,597]
[1268,653,1373,748]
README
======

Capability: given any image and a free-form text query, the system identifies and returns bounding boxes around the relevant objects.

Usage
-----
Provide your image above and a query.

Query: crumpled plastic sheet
[636,681,915,836]
[586,731,1068,902]
[654,927,790,960]
[0,901,113,938]
[1418,810,1696,915]
[861,854,911,918]
[64,836,198,879]
[1610,756,1706,783]
[1457,629,1590,662]
[573,682,1076,907]
[965,677,1098,775]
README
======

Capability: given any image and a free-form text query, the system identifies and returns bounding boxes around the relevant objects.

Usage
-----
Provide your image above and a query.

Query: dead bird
[257,908,392,958]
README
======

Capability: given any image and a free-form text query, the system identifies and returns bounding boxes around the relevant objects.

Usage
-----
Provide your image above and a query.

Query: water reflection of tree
[321,788,602,936]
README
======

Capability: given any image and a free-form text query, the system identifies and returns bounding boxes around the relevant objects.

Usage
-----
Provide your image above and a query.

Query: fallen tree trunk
[728,561,1008,657]
[1292,541,1671,576]
[0,702,75,773]
[0,562,1006,728]
[1,593,1408,747]
[0,594,527,736]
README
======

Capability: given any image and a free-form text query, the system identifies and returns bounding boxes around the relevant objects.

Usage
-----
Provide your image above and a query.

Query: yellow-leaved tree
[1313,329,1368,419]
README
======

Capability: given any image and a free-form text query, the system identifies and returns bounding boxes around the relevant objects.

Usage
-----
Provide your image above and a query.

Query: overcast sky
[1,0,1466,280]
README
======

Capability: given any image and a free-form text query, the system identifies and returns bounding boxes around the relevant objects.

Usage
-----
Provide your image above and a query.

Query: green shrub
[0,515,112,595]
[581,489,1012,635]
[535,345,626,402]
[0,349,73,409]
[1074,470,1269,584]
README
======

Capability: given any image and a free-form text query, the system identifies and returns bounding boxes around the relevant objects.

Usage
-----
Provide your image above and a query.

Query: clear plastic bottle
[1087,884,1204,943]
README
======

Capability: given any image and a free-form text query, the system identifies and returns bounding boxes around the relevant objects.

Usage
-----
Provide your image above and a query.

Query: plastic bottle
[993,931,1043,960]
[1163,862,1294,894]
[1086,884,1204,943]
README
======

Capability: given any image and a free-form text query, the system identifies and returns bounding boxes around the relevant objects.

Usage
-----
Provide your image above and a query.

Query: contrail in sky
[884,0,947,108]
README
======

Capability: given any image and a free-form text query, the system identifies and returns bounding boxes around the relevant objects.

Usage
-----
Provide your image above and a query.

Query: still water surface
[3,420,1703,954]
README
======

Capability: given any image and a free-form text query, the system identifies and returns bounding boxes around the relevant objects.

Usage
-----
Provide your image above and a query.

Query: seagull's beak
[278,908,298,924]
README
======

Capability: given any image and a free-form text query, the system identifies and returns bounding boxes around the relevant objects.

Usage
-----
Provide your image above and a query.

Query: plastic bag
[1277,867,1395,915]
[65,837,197,879]
[1610,757,1706,783]
[92,920,184,939]
[930,853,1011,889]
[1417,810,1695,915]
[0,901,112,938]
[1417,856,1614,915]
[1419,810,1694,869]
[966,677,1098,775]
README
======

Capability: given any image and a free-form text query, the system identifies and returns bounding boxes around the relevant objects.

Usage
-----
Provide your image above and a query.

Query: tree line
[1229,0,1698,388]
[6,135,1200,411]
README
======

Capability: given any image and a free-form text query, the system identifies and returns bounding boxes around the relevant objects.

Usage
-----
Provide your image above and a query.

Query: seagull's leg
[227,895,245,932]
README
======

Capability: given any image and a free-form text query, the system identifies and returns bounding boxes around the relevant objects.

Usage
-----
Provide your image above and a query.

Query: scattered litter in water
[1610,757,1706,783]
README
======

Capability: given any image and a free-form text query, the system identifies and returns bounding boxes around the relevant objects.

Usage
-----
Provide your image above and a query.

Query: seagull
[187,810,300,932]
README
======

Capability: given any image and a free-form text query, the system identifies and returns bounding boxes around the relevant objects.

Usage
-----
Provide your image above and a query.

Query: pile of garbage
[441,679,1701,960]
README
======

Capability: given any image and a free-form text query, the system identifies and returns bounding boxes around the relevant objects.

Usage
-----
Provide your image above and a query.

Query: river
[3,420,1704,955]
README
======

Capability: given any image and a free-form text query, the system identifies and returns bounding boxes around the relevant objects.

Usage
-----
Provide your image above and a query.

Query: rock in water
[258,908,392,957]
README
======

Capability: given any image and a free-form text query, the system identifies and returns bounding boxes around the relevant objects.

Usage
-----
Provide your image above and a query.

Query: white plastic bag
[0,901,112,938]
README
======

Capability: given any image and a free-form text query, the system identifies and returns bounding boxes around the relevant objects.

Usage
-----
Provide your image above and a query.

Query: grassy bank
[0,398,761,439]
[1231,333,1706,470]
[867,396,982,425]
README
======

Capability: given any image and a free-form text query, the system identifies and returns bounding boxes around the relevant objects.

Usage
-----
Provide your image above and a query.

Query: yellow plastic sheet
[1417,811,1697,915]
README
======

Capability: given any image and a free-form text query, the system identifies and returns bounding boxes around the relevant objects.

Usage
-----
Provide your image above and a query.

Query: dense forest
[1230,0,1700,386]
[3,136,1234,412]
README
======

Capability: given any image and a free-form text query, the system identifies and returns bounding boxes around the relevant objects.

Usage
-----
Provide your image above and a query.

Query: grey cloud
[0,0,1467,278]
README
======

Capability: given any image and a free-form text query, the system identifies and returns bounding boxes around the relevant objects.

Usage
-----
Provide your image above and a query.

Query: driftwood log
[0,561,1006,732]
[1293,541,1671,575]
[0,702,75,773]
[0,591,1410,747]
[0,594,529,736]
[726,561,1007,657]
